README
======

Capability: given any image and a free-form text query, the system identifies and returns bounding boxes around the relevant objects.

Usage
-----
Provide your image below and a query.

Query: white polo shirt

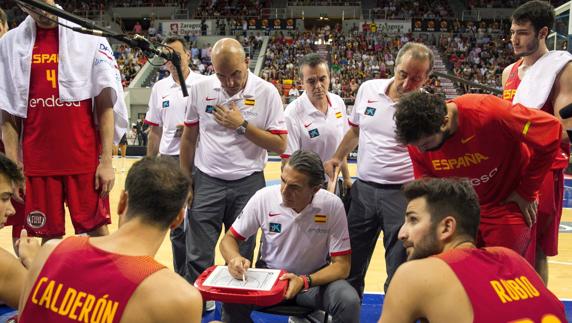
[230,186,351,274]
[349,78,413,184]
[281,92,348,163]
[184,71,287,180]
[145,71,205,156]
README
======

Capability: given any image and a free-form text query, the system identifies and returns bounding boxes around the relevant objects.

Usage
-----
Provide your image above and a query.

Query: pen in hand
[242,268,247,282]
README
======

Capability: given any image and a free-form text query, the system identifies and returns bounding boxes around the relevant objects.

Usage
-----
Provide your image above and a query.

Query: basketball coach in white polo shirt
[281,53,352,190]
[325,42,434,295]
[180,38,288,297]
[144,36,205,277]
[220,150,360,323]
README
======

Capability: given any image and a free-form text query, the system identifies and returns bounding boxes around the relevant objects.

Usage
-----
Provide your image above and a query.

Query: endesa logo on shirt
[29,95,81,109]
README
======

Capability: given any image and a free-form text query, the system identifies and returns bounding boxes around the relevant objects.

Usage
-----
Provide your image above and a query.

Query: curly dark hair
[403,177,480,240]
[512,0,554,35]
[0,154,24,186]
[394,91,447,144]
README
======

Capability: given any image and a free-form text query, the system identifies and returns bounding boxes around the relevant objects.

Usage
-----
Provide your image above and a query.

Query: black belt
[358,179,403,190]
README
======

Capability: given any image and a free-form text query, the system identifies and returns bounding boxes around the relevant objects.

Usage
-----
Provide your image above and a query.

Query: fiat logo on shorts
[27,211,47,229]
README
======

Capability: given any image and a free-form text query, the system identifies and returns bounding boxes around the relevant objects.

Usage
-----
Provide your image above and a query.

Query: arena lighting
[15,0,189,97]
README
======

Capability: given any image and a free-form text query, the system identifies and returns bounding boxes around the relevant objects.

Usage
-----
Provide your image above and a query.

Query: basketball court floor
[0,156,570,322]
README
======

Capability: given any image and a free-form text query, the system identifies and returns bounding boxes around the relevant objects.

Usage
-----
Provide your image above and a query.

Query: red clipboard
[195,265,288,306]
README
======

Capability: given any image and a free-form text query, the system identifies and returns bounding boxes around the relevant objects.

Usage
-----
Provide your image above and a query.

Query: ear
[440,115,449,131]
[170,208,185,229]
[538,26,549,39]
[437,215,456,241]
[117,190,128,215]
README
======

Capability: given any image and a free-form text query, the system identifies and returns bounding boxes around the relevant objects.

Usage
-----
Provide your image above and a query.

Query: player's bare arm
[94,88,116,195]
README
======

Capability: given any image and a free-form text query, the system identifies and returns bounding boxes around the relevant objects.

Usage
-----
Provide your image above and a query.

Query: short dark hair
[0,8,7,25]
[164,36,188,49]
[394,91,447,144]
[403,177,480,240]
[125,156,190,229]
[287,150,325,187]
[512,0,554,35]
[0,154,24,186]
[299,53,328,79]
[395,42,434,75]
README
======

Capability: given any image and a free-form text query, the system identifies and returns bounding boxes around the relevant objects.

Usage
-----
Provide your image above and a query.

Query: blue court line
[200,294,572,322]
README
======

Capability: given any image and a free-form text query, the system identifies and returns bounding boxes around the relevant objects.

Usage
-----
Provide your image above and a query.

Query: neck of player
[173,68,190,85]
[311,96,328,114]
[523,46,548,67]
[89,218,166,257]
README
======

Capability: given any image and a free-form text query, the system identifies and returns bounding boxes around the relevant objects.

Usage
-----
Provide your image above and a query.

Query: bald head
[211,38,249,97]
[211,38,246,64]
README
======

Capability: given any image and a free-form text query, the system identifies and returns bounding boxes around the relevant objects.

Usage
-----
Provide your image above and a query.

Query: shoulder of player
[151,76,175,91]
[131,269,202,321]
[556,60,572,85]
[503,62,517,75]
[283,99,299,117]
[314,189,344,210]
[328,93,346,108]
[391,257,456,292]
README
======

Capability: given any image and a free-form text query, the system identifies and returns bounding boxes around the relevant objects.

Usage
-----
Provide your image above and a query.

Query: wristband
[301,275,309,291]
[306,274,312,288]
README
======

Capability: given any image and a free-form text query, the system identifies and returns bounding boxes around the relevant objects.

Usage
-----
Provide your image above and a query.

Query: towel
[0,15,128,144]
[513,50,572,108]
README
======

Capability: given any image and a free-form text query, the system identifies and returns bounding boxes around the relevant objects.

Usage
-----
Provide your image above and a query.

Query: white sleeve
[264,86,288,134]
[282,105,301,158]
[184,83,199,126]
[230,190,263,241]
[349,85,365,127]
[145,84,162,126]
[328,196,352,256]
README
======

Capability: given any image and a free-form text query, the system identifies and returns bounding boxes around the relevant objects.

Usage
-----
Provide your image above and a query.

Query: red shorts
[536,169,564,256]
[24,173,111,238]
[476,221,535,265]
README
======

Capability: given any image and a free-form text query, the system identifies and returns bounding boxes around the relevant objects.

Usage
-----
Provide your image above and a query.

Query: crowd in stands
[370,0,453,19]
[438,29,511,93]
[193,0,268,19]
[260,26,444,103]
[468,0,568,9]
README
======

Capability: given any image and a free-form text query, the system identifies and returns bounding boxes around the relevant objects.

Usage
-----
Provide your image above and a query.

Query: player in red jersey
[502,0,572,283]
[19,157,203,323]
[0,154,40,309]
[393,92,562,265]
[379,178,566,323]
[0,0,127,242]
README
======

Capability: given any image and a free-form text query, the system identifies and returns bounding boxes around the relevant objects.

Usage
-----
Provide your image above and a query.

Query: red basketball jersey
[24,27,99,176]
[19,236,165,323]
[435,247,566,323]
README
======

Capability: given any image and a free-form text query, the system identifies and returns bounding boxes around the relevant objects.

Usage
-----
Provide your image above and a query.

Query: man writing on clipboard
[219,150,361,323]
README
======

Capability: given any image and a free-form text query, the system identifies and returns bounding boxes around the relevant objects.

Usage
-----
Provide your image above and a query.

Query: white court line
[548,260,572,266]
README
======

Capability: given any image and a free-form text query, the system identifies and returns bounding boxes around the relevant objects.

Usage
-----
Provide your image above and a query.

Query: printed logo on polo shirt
[244,99,256,106]
[269,222,282,233]
[27,211,47,229]
[308,128,320,138]
[205,105,215,114]
[335,111,343,119]
[314,214,327,223]
[365,107,376,116]
[162,100,170,108]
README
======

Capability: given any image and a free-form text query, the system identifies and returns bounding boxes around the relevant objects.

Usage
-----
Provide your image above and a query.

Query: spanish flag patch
[335,111,342,119]
[314,214,327,223]
[244,99,256,106]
